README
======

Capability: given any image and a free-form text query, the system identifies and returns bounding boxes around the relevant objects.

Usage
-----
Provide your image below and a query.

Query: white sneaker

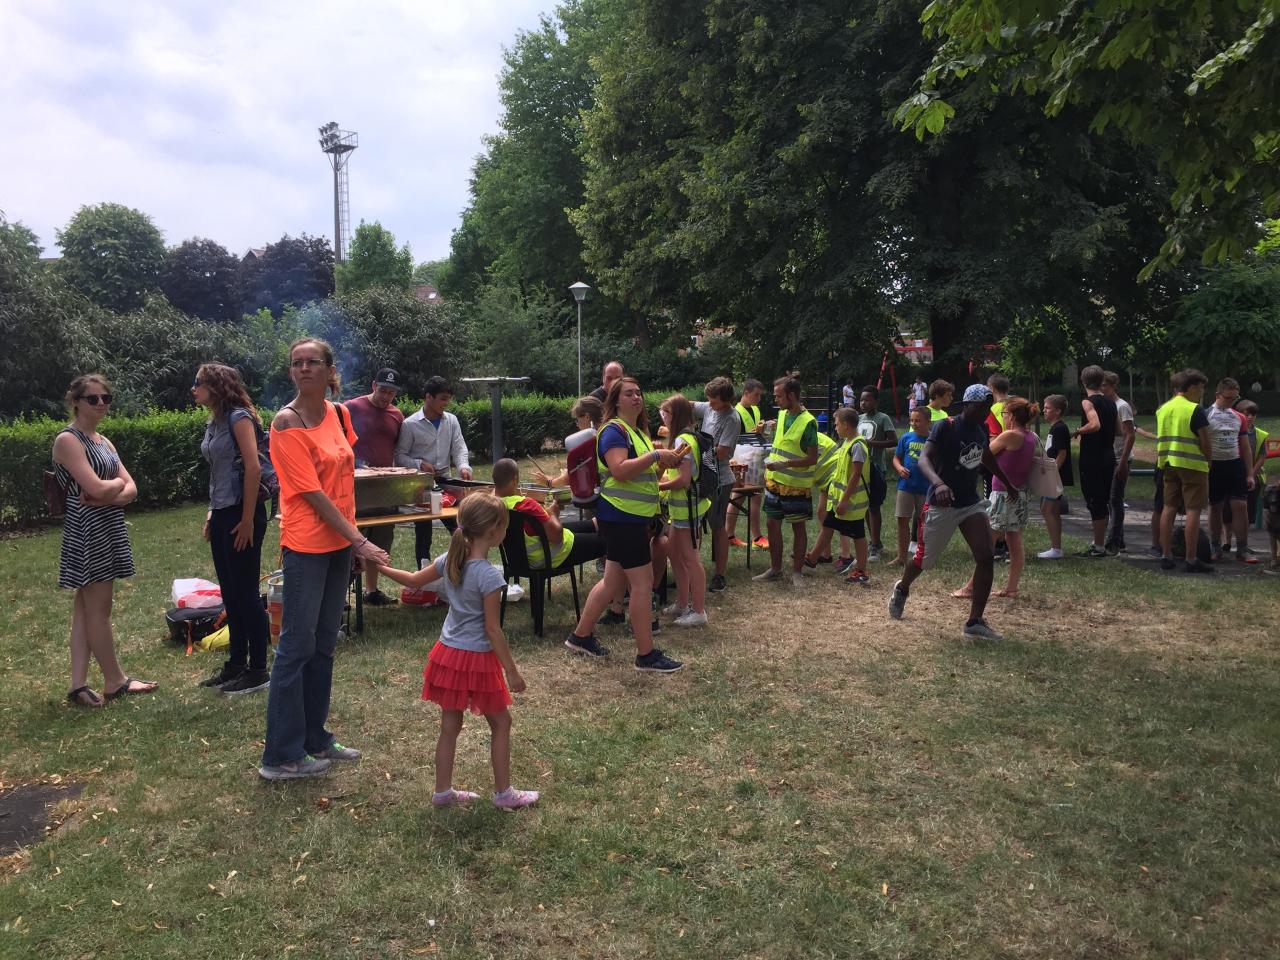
[661,602,688,618]
[1037,548,1064,560]
[790,572,806,588]
[753,568,783,582]
[674,610,708,628]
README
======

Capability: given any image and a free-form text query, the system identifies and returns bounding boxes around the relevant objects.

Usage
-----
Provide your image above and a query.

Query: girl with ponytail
[379,493,539,810]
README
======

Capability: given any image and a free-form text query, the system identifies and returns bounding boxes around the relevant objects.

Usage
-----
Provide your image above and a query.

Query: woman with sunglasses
[259,338,391,781]
[192,363,273,695]
[53,375,157,707]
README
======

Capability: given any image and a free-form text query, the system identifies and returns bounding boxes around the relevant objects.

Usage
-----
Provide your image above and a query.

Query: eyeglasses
[291,358,328,369]
[82,394,113,406]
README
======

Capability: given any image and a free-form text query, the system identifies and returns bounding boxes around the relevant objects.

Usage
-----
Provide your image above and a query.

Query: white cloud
[0,0,552,261]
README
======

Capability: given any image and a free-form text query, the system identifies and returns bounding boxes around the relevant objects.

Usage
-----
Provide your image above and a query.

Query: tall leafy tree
[897,0,1280,271]
[239,233,335,316]
[335,221,414,294]
[160,237,242,322]
[55,202,166,312]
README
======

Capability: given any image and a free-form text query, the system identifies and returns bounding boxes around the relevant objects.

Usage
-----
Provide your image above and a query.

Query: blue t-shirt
[894,430,929,494]
[433,556,506,652]
[595,422,649,524]
[925,416,988,508]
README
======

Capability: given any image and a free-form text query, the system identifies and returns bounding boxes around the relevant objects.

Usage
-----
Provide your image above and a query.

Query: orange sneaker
[753,536,770,549]
[728,537,749,548]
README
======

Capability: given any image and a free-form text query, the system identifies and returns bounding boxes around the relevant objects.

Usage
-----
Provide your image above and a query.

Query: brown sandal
[67,686,104,708]
[105,677,158,700]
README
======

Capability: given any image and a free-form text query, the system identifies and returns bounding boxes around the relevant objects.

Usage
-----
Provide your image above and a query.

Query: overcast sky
[1,0,553,263]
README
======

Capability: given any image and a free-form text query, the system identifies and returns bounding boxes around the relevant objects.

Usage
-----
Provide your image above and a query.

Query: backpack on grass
[165,605,226,655]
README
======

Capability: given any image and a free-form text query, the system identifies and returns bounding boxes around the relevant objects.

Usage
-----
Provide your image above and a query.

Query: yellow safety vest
[814,431,840,488]
[500,494,573,569]
[667,431,710,524]
[1255,426,1271,482]
[1155,395,1209,473]
[597,418,660,517]
[828,437,871,521]
[736,402,761,433]
[929,405,947,422]
[989,400,1005,434]
[766,409,818,491]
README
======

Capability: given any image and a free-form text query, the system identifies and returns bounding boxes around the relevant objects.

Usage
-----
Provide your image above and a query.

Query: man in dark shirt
[1071,364,1118,557]
[887,384,1017,642]
[344,367,405,605]
[588,360,624,403]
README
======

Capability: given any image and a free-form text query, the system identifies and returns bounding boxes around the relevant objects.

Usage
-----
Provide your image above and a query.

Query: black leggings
[208,503,269,671]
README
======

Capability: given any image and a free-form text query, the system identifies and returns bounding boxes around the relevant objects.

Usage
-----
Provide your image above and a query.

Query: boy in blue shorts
[753,376,819,587]
[891,406,931,564]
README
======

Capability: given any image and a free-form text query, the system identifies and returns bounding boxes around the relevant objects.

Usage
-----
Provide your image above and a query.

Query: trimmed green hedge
[0,390,699,526]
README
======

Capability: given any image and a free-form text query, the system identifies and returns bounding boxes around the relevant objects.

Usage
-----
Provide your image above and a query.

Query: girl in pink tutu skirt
[380,493,538,810]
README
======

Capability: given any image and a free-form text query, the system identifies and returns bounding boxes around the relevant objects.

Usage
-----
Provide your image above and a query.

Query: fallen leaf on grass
[292,875,307,886]
[881,883,888,896]
[409,946,438,955]
[111,900,122,908]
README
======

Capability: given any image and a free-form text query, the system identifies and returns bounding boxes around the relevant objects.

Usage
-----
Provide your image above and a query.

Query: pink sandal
[432,789,480,807]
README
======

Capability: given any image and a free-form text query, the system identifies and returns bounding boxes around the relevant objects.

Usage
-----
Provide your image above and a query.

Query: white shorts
[914,500,990,571]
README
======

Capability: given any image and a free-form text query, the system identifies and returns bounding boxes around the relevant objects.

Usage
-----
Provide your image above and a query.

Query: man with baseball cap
[887,383,1018,642]
[345,368,405,605]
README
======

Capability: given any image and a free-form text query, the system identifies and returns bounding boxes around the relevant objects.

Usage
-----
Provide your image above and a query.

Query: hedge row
[0,390,696,526]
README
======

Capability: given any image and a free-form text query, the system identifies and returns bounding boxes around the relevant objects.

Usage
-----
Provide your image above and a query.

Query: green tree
[1169,257,1280,380]
[160,237,242,322]
[55,202,166,312]
[239,233,335,316]
[335,221,414,294]
[412,258,449,286]
[897,0,1280,272]
[997,310,1080,402]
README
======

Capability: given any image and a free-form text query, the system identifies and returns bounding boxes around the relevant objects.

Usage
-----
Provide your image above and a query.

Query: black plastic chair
[499,508,581,637]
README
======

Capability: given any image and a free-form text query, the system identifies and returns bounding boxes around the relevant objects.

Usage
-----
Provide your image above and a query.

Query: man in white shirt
[394,376,473,565]
[1101,371,1136,554]
[1205,377,1255,562]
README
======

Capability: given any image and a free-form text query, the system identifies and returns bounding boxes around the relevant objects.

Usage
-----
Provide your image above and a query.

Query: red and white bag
[171,577,223,608]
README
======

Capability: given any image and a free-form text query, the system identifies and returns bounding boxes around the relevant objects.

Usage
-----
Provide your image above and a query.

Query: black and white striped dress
[56,427,136,589]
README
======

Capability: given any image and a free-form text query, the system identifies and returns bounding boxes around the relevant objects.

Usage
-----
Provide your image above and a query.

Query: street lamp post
[569,281,591,396]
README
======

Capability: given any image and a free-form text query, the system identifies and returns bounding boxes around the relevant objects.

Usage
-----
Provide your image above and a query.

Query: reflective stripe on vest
[828,437,870,521]
[736,402,761,433]
[597,419,660,516]
[766,409,817,489]
[500,494,574,569]
[814,431,840,488]
[668,431,710,523]
[1155,395,1208,472]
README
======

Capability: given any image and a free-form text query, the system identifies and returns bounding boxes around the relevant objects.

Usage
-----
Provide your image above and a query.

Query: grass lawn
[2,483,1279,958]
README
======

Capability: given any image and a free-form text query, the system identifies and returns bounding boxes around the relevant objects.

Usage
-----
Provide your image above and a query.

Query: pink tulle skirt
[421,641,511,715]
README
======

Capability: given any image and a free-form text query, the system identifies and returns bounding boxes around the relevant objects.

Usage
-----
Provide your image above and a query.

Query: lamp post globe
[569,281,591,396]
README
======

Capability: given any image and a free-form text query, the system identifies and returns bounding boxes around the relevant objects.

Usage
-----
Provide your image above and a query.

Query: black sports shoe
[220,668,271,696]
[1160,557,1177,570]
[200,663,244,689]
[1185,559,1216,574]
[597,609,627,626]
[565,633,610,657]
[887,579,908,620]
[635,649,684,673]
[708,575,727,593]
[363,589,398,606]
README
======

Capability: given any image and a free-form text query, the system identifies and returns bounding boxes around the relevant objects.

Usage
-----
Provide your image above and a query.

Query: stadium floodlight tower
[318,121,358,261]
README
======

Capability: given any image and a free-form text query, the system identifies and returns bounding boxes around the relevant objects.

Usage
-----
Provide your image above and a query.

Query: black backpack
[221,410,279,505]
[690,429,719,501]
[165,605,226,652]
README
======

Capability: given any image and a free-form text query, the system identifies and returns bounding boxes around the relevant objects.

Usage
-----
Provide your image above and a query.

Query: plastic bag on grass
[172,577,222,608]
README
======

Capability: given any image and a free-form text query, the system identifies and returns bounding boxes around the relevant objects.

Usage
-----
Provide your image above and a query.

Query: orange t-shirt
[271,402,359,553]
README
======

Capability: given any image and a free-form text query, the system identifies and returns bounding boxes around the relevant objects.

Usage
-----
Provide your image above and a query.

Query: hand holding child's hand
[506,668,526,694]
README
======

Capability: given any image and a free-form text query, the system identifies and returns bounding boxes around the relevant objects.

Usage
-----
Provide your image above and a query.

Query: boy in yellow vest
[491,459,605,570]
[754,376,819,587]
[1155,369,1214,573]
[803,407,871,582]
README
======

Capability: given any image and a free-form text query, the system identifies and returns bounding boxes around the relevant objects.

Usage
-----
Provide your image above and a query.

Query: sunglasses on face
[291,358,327,369]
[81,394,113,406]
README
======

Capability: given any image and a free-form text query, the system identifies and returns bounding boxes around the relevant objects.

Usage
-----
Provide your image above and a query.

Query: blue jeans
[262,546,351,766]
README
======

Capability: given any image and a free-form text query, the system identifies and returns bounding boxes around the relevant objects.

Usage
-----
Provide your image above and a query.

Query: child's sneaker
[661,602,689,618]
[752,536,770,550]
[844,569,870,586]
[674,610,708,628]
[834,557,855,576]
[887,579,908,620]
[432,788,481,807]
[634,649,684,673]
[597,609,626,626]
[493,787,539,810]
[753,567,783,582]
[565,633,610,657]
[728,536,749,548]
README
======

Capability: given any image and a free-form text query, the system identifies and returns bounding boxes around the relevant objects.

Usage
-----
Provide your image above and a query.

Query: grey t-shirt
[434,556,506,652]
[857,411,895,472]
[202,407,255,510]
[1113,398,1134,461]
[693,401,742,486]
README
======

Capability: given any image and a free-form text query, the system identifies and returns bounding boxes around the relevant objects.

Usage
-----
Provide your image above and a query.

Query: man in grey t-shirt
[1101,371,1136,553]
[693,376,742,593]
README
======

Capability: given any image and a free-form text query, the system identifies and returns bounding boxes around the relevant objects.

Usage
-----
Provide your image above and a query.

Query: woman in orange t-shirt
[259,338,391,782]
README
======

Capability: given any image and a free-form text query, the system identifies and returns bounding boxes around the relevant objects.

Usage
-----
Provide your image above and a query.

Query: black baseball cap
[374,368,401,390]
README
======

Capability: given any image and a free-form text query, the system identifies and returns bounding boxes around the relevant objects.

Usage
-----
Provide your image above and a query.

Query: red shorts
[421,641,511,715]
